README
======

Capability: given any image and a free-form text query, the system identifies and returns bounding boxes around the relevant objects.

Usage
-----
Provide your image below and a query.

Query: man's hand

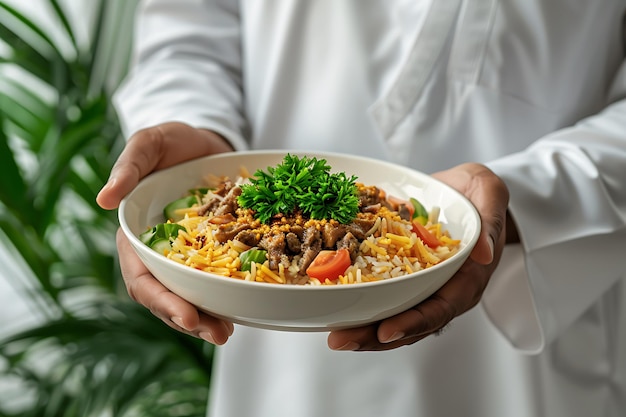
[97,122,233,210]
[327,163,509,351]
[97,122,236,344]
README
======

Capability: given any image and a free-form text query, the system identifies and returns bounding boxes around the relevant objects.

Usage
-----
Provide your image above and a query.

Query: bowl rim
[118,149,481,292]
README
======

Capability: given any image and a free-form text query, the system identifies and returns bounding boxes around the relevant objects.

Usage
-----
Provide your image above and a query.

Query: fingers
[328,261,484,352]
[116,228,234,344]
[467,170,508,266]
[96,127,164,210]
[96,122,234,210]
[432,163,509,266]
[98,123,237,343]
[329,162,509,352]
[328,325,433,352]
[328,321,427,352]
[328,236,503,352]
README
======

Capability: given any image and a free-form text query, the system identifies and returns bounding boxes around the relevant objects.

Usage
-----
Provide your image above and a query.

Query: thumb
[97,175,138,210]
[96,129,163,210]
[431,163,508,266]
[468,184,508,266]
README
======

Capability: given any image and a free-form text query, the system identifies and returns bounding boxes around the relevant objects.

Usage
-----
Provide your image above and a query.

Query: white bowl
[119,150,480,331]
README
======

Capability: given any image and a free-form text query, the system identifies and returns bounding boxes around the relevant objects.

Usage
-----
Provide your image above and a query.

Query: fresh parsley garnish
[238,154,359,224]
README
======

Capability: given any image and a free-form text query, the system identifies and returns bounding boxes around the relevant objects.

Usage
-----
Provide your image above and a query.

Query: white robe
[116,1,626,416]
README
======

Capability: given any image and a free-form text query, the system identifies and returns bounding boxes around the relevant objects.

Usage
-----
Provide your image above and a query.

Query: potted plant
[0,1,213,415]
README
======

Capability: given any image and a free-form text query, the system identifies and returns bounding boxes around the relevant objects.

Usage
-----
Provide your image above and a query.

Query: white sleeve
[113,0,249,150]
[483,69,626,353]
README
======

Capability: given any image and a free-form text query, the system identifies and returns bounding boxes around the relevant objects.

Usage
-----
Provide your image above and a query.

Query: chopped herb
[238,154,360,224]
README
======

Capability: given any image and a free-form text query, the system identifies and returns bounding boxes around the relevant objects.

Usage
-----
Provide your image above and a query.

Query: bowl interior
[122,151,478,248]
[118,150,480,330]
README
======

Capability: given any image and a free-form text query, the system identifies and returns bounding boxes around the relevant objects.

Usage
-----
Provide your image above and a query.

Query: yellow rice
[160,205,461,286]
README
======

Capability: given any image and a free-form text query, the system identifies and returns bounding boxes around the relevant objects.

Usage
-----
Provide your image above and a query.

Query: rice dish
[140,156,461,286]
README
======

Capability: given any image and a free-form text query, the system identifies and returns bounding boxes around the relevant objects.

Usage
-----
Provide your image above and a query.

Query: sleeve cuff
[480,244,545,354]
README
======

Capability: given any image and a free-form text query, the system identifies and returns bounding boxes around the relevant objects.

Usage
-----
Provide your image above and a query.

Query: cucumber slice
[140,223,185,253]
[139,226,157,245]
[150,238,172,255]
[163,195,198,222]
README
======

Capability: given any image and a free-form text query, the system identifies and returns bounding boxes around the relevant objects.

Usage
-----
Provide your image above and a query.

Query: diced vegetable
[239,249,268,272]
[163,195,198,222]
[139,222,186,253]
[410,197,428,225]
[150,238,173,255]
[411,221,441,248]
[306,248,352,281]
[139,226,157,245]
[163,223,185,239]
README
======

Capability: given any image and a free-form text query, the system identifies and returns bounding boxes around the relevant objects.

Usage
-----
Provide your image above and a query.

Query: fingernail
[333,341,360,351]
[223,321,235,336]
[171,316,189,331]
[199,331,217,344]
[381,331,404,343]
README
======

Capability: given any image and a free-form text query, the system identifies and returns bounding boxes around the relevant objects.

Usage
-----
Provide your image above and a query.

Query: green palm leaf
[0,301,212,417]
[0,2,68,87]
[1,1,213,416]
[0,118,30,217]
[49,0,78,52]
[0,79,53,148]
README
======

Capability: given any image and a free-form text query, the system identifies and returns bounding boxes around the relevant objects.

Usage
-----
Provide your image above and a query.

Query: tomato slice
[412,221,441,248]
[306,248,352,281]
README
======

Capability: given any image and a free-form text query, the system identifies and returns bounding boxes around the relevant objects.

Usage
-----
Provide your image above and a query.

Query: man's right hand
[97,122,236,344]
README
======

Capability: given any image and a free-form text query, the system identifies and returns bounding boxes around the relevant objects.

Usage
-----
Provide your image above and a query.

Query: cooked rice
[160,201,461,286]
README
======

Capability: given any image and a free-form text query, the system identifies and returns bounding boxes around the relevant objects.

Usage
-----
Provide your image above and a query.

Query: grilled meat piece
[259,232,289,270]
[345,221,367,240]
[197,179,236,216]
[234,229,261,247]
[298,226,322,271]
[322,223,347,248]
[197,199,220,217]
[285,232,302,254]
[351,217,377,236]
[337,232,359,261]
[397,204,411,221]
[214,185,242,216]
[214,222,251,243]
[362,203,382,213]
